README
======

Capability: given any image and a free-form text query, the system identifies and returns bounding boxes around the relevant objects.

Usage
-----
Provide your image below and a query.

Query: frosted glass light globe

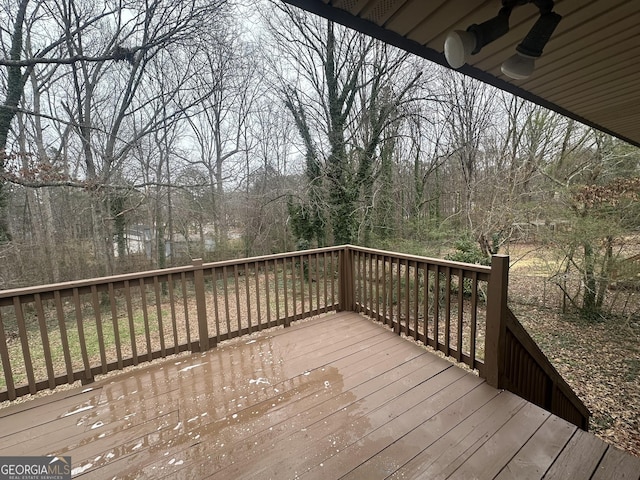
[444,30,476,69]
[501,52,536,79]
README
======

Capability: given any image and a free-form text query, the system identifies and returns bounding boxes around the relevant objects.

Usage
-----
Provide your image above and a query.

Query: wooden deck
[1,312,638,479]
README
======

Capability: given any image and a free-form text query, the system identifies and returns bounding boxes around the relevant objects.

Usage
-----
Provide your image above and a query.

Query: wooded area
[1,0,639,322]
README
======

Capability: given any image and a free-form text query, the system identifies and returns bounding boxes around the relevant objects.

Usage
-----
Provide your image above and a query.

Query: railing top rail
[0,246,345,299]
[0,244,491,300]
[345,245,493,274]
[200,246,344,269]
[0,264,198,299]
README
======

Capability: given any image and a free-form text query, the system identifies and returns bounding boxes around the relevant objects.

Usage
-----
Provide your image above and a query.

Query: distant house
[113,225,153,258]
[511,220,571,242]
[113,225,216,259]
[168,234,216,258]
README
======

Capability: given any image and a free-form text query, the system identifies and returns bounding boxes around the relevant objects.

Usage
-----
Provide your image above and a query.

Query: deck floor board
[341,382,502,479]
[1,312,638,479]
[494,414,577,480]
[445,402,551,480]
[543,429,609,480]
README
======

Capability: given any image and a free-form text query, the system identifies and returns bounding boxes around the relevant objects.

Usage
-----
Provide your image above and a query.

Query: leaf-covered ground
[509,269,640,457]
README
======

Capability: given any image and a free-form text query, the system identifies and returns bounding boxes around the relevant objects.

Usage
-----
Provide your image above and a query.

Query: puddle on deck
[48,328,355,477]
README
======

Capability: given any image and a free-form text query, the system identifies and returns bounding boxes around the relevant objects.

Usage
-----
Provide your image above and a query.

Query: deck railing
[0,245,589,430]
[0,248,340,401]
[501,308,590,430]
[344,247,490,375]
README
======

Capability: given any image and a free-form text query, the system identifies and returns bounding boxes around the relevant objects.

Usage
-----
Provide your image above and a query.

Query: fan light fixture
[444,0,562,80]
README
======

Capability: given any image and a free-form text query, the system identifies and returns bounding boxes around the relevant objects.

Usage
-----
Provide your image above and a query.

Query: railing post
[484,254,509,388]
[193,258,209,352]
[338,246,354,311]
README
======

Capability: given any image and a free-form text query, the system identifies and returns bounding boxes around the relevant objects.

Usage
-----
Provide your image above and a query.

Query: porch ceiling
[281,0,640,148]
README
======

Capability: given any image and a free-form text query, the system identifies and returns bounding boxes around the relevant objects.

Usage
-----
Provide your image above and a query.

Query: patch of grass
[1,311,164,390]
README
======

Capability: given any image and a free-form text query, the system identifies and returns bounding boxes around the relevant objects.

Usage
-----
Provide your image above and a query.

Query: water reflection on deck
[1,312,638,479]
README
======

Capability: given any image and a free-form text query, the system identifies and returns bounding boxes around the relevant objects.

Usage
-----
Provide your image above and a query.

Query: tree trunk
[110,194,126,261]
[29,68,62,282]
[91,198,112,277]
[375,139,394,241]
[582,241,597,319]
[0,0,30,242]
[595,235,613,311]
[283,92,325,248]
[429,166,441,221]
[41,188,60,282]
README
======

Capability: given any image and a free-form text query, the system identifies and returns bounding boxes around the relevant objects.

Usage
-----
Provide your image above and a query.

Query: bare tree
[0,0,232,283]
[2,0,229,270]
[441,71,496,232]
[0,0,29,240]
[185,24,258,253]
[271,8,372,245]
[241,92,297,254]
[266,3,424,246]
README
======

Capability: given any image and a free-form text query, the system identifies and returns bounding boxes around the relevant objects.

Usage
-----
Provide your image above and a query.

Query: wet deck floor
[1,311,639,479]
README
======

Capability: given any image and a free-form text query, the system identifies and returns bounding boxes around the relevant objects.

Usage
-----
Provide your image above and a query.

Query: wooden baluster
[90,286,108,373]
[72,289,92,383]
[138,278,152,361]
[108,283,123,370]
[0,309,16,400]
[167,275,179,352]
[34,293,55,389]
[470,271,478,370]
[211,267,221,344]
[54,290,74,383]
[456,269,464,363]
[193,259,209,351]
[153,277,166,357]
